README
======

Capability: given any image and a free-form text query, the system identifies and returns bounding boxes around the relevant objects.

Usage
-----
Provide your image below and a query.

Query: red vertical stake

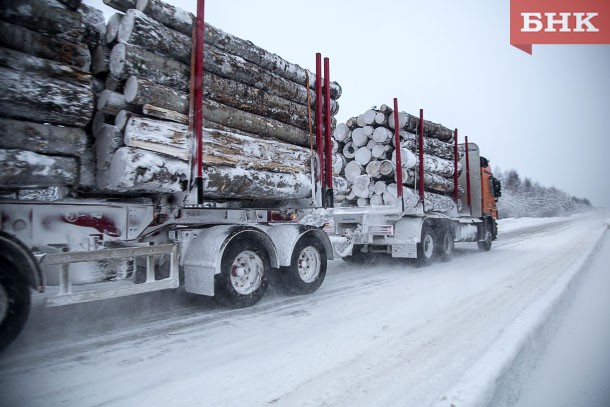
[323,57,333,207]
[453,129,459,205]
[465,136,472,213]
[418,109,425,203]
[393,98,403,201]
[194,0,206,204]
[315,54,324,191]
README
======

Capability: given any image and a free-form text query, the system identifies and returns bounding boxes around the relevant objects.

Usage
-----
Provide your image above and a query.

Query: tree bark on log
[0,0,83,44]
[0,47,91,86]
[0,21,91,71]
[0,66,94,127]
[384,184,456,213]
[95,124,123,170]
[388,110,453,142]
[103,0,138,13]
[92,45,110,75]
[77,3,106,51]
[0,117,87,156]
[123,76,189,114]
[57,0,83,9]
[142,104,188,125]
[136,0,193,37]
[332,153,346,175]
[98,89,139,115]
[398,131,458,161]
[109,42,190,88]
[0,149,77,187]
[396,169,455,195]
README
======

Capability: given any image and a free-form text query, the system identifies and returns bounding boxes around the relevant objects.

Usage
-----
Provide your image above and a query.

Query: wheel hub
[297,246,321,283]
[230,251,263,295]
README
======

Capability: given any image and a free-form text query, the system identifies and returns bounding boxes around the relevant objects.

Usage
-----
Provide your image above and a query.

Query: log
[357,109,376,127]
[365,161,381,178]
[77,3,106,51]
[354,147,372,166]
[345,117,359,130]
[370,194,384,206]
[391,148,417,169]
[107,147,313,199]
[342,142,356,159]
[142,104,188,125]
[378,160,395,177]
[398,131,458,161]
[0,149,77,187]
[136,0,193,36]
[332,153,346,175]
[103,0,138,12]
[372,126,392,144]
[396,169,455,195]
[351,127,368,148]
[383,184,455,212]
[98,89,139,115]
[344,161,364,183]
[123,117,311,174]
[108,147,187,192]
[118,9,191,64]
[77,148,96,189]
[0,117,87,156]
[388,110,453,142]
[333,122,350,142]
[371,143,390,159]
[332,176,350,195]
[106,13,123,45]
[104,74,124,93]
[357,198,369,207]
[57,0,83,9]
[95,125,123,170]
[0,0,83,44]
[202,99,311,148]
[0,47,91,85]
[0,67,94,127]
[374,111,388,126]
[92,45,110,75]
[109,42,190,88]
[93,111,115,136]
[122,75,185,115]
[373,181,387,195]
[0,21,91,71]
[115,110,143,130]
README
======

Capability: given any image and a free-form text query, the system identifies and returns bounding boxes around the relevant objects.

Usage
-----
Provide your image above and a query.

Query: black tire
[437,229,454,262]
[276,236,327,295]
[417,223,437,267]
[478,223,493,252]
[0,261,31,352]
[214,237,269,308]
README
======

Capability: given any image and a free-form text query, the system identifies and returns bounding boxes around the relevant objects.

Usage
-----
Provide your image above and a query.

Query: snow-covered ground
[0,211,607,407]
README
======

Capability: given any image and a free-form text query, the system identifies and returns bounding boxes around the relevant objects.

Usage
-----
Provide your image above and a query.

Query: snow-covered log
[98,89,139,115]
[388,110,453,142]
[333,123,350,142]
[0,0,83,44]
[105,13,122,45]
[142,104,188,125]
[384,183,456,213]
[95,125,123,170]
[0,149,77,187]
[77,3,106,51]
[0,21,91,71]
[0,67,94,127]
[103,0,138,13]
[123,76,188,114]
[0,118,87,156]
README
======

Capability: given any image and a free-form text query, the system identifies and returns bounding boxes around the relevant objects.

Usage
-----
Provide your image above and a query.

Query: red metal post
[194,0,206,204]
[323,57,333,207]
[465,135,472,212]
[418,108,425,202]
[393,98,403,201]
[453,129,459,205]
[315,53,324,190]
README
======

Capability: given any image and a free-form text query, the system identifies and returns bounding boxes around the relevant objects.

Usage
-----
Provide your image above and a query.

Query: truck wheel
[437,230,454,262]
[215,238,269,308]
[478,224,493,252]
[0,261,31,352]
[417,223,436,266]
[277,236,327,295]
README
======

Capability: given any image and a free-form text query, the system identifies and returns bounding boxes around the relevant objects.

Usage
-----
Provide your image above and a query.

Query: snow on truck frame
[328,105,502,265]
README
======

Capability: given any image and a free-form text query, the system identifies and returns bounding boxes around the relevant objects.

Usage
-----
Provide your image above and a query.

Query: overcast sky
[85,0,610,208]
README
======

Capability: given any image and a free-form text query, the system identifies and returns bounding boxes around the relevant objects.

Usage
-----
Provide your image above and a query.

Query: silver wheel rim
[230,250,264,295]
[297,246,321,283]
[0,283,8,324]
[423,234,434,258]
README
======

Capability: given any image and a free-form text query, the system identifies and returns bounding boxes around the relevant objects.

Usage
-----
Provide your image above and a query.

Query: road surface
[0,212,606,407]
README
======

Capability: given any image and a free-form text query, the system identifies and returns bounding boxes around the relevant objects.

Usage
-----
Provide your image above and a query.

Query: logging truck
[328,104,502,265]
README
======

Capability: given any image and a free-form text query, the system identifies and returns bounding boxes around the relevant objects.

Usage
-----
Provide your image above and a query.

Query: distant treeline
[494,168,592,218]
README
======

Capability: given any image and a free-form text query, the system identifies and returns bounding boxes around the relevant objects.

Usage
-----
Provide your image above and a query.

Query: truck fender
[181,225,279,296]
[261,224,333,267]
[394,217,426,244]
[0,231,44,291]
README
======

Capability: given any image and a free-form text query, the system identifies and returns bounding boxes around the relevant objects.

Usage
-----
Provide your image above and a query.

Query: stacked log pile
[93,0,342,199]
[0,0,102,191]
[332,104,462,213]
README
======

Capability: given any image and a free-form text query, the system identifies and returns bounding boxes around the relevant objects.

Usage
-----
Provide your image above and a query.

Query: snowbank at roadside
[433,217,607,407]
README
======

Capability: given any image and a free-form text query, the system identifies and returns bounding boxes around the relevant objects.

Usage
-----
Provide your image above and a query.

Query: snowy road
[0,212,607,407]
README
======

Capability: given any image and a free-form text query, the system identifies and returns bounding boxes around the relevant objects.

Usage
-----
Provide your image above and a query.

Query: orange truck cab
[479,156,502,238]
